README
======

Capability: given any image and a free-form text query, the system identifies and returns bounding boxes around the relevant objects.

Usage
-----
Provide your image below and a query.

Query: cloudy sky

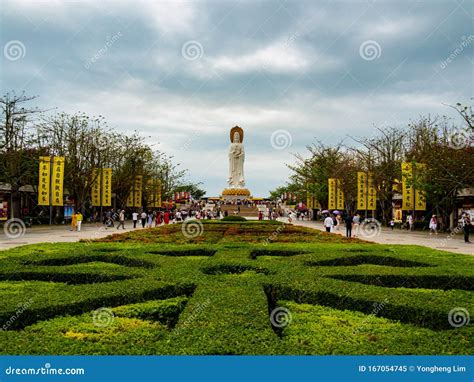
[1,0,472,196]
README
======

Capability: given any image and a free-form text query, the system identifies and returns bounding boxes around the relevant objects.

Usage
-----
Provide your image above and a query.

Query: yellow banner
[357,172,367,210]
[154,180,162,208]
[415,163,426,211]
[38,156,51,206]
[133,175,143,207]
[401,162,414,210]
[51,156,65,206]
[367,172,377,210]
[91,169,101,207]
[126,188,134,207]
[102,168,112,207]
[146,179,161,208]
[306,191,312,209]
[328,178,336,209]
[336,179,344,210]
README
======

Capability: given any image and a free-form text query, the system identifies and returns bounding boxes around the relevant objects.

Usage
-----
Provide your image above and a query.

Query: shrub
[221,215,247,221]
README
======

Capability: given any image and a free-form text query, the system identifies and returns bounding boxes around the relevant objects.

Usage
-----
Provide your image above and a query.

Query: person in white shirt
[140,211,147,228]
[324,215,334,233]
[132,212,138,229]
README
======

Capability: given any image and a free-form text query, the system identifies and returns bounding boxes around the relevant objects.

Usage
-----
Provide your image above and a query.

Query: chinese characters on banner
[38,156,51,206]
[367,172,377,210]
[401,162,414,210]
[357,172,377,211]
[328,178,337,209]
[357,172,367,210]
[133,176,143,207]
[101,168,112,207]
[147,179,162,208]
[51,157,65,206]
[91,169,101,207]
[402,162,426,211]
[336,179,344,210]
[414,163,426,211]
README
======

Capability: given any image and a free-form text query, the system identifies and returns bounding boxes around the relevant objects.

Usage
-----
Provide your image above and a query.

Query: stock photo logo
[448,128,474,149]
[181,219,204,239]
[3,40,26,61]
[448,308,470,328]
[181,40,204,61]
[92,307,115,328]
[359,40,382,61]
[359,219,382,239]
[269,307,292,328]
[3,218,26,239]
[270,129,292,150]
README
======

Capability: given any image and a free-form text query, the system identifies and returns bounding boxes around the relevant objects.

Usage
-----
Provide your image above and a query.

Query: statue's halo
[230,126,244,143]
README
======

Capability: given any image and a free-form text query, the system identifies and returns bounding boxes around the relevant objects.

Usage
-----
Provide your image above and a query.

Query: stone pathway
[288,218,473,256]
[0,219,472,256]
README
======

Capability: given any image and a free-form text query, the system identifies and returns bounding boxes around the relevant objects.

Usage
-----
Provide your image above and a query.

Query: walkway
[0,220,472,255]
[288,219,472,256]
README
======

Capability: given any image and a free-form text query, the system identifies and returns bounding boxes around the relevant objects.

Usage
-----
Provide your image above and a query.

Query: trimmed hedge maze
[0,221,473,355]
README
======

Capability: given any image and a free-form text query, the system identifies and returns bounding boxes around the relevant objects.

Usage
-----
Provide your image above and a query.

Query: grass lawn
[0,221,472,355]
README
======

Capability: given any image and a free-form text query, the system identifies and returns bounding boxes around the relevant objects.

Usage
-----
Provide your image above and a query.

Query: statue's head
[233,132,240,143]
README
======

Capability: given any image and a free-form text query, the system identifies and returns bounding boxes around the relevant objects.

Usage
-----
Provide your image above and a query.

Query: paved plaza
[0,220,471,255]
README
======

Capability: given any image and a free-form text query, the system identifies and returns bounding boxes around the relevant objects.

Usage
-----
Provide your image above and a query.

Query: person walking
[147,212,153,228]
[344,214,353,238]
[155,211,162,226]
[76,211,83,232]
[132,211,138,228]
[352,214,360,237]
[389,219,395,230]
[324,215,334,233]
[140,211,147,228]
[429,214,438,235]
[164,211,170,225]
[117,210,125,230]
[461,213,471,243]
[71,211,77,231]
[407,215,414,231]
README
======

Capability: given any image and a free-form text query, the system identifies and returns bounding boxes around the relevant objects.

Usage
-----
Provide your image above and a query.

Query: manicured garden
[0,221,472,355]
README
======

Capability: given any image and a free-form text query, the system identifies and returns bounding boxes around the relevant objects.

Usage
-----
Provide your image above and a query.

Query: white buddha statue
[228,129,245,188]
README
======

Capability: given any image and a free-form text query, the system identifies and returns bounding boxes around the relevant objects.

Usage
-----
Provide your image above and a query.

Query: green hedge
[221,215,247,221]
[0,231,472,355]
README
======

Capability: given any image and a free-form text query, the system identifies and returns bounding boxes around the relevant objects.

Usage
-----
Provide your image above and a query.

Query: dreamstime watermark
[1,298,34,331]
[5,363,85,376]
[181,40,204,61]
[263,222,288,246]
[3,40,26,61]
[352,298,389,335]
[440,35,474,69]
[3,218,26,239]
[448,128,474,149]
[174,298,211,335]
[84,31,122,69]
[270,129,292,150]
[92,307,115,327]
[269,306,292,328]
[181,219,204,239]
[358,218,382,239]
[438,223,464,247]
[359,40,382,61]
[448,307,470,328]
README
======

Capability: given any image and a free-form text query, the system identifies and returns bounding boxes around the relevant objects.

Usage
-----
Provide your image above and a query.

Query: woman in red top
[155,212,162,227]
[164,211,170,225]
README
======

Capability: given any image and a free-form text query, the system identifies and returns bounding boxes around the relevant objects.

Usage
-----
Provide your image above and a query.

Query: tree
[0,92,42,218]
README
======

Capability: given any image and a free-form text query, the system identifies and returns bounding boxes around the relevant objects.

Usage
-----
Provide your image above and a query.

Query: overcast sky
[1,0,472,196]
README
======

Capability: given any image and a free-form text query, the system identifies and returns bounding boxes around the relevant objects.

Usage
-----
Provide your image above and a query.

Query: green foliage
[221,215,247,221]
[0,222,472,355]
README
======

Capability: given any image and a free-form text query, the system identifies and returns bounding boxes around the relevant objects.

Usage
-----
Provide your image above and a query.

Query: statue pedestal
[221,188,251,202]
